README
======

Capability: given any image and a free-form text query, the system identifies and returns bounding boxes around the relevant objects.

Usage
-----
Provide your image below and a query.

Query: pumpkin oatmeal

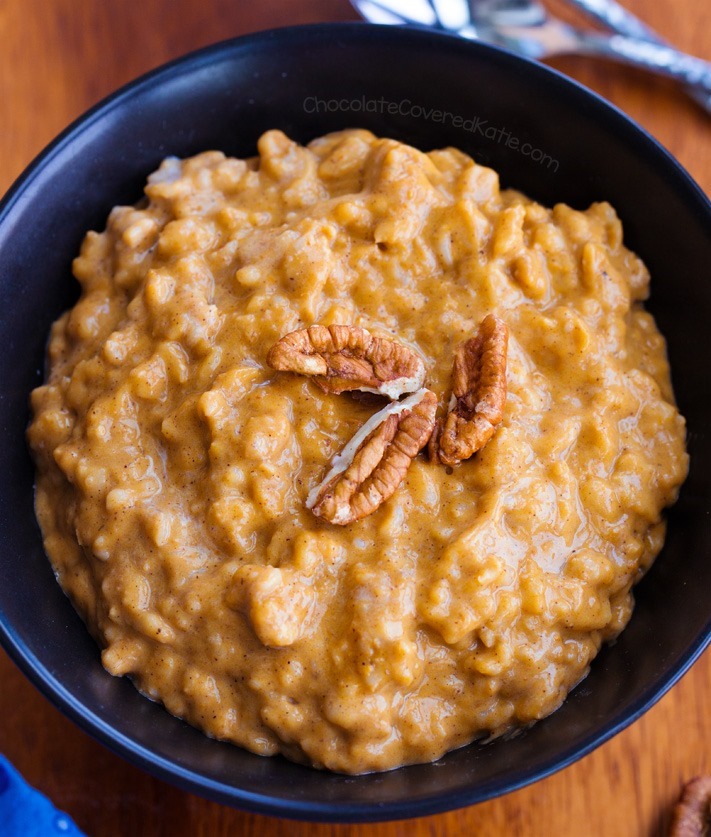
[27,129,688,774]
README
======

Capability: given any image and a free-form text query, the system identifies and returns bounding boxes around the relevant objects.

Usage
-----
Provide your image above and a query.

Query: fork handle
[572,30,711,92]
[567,0,711,114]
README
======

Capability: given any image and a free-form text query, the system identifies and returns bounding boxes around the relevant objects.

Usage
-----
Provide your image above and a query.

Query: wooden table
[1,1,709,834]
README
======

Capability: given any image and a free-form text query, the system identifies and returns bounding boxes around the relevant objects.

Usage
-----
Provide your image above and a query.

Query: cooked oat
[28,129,688,774]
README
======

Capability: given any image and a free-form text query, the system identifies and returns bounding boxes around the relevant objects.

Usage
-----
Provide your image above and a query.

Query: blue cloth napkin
[0,755,84,836]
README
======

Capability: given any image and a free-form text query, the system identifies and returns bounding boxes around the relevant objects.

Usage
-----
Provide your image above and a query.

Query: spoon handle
[566,0,711,114]
[565,0,660,41]
[570,29,711,93]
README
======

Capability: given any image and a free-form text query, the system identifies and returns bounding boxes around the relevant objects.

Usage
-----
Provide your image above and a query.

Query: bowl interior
[0,23,709,822]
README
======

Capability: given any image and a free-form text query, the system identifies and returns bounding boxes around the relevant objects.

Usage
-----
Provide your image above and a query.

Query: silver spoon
[351,0,711,114]
[567,0,711,112]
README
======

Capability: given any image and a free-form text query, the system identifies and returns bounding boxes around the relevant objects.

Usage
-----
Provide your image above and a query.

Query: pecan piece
[266,324,425,399]
[435,314,509,467]
[306,388,437,525]
[669,776,711,837]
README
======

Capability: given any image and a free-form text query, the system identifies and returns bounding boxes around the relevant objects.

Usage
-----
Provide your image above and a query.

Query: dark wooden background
[1,1,709,834]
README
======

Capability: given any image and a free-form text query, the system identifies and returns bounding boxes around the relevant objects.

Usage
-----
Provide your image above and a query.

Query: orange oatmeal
[27,129,688,773]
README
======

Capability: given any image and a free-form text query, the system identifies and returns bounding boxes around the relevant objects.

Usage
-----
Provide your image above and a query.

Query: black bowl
[0,23,709,822]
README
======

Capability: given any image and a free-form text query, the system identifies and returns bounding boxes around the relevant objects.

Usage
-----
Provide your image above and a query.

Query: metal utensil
[567,0,711,112]
[350,0,711,114]
[465,1,711,93]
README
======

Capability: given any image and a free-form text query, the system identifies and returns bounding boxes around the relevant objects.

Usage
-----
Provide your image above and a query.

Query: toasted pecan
[435,314,508,467]
[306,388,437,525]
[266,324,425,399]
[427,418,443,464]
[669,776,711,837]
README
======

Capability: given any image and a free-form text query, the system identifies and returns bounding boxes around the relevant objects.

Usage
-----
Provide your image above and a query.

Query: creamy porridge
[28,129,688,774]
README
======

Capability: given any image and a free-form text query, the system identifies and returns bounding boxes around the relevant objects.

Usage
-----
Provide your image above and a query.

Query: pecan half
[434,314,509,467]
[669,776,711,837]
[306,388,437,525]
[266,324,425,399]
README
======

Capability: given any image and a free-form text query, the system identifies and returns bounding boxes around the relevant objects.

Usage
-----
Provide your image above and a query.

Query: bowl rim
[1,21,710,823]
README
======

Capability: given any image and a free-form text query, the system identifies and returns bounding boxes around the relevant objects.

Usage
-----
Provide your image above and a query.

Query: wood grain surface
[1,1,709,835]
